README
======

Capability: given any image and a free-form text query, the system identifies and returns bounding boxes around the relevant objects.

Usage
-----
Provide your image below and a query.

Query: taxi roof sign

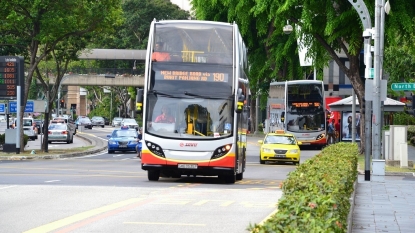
[275,130,285,134]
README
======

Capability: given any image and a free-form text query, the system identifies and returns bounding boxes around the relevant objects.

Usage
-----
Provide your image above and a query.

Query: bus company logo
[180,142,198,147]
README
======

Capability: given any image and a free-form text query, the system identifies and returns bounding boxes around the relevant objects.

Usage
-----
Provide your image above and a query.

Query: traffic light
[60,99,64,108]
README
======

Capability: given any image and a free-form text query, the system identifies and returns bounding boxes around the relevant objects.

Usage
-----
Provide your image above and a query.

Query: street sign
[9,100,34,113]
[391,83,415,91]
[0,103,4,113]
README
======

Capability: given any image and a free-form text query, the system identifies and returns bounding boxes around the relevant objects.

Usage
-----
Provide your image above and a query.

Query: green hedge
[249,143,359,233]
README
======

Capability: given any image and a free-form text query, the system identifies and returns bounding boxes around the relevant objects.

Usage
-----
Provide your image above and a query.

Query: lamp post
[371,0,390,176]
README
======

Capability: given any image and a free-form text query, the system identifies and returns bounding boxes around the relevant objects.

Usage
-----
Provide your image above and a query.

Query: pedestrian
[136,128,143,158]
[327,119,336,144]
[335,119,341,142]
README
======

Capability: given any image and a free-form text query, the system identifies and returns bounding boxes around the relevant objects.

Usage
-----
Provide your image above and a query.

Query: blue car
[107,126,140,154]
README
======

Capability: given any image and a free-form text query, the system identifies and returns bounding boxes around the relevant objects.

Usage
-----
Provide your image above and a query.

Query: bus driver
[152,42,170,62]
[154,106,175,123]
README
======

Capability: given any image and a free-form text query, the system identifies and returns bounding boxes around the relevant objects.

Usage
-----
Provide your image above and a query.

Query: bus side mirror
[136,89,143,114]
[281,112,285,123]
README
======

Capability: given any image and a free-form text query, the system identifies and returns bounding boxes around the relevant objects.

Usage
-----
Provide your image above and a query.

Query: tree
[192,0,415,153]
[0,0,123,152]
[87,0,191,118]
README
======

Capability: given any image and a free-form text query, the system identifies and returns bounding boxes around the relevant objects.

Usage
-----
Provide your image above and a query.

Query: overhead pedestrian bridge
[46,49,147,87]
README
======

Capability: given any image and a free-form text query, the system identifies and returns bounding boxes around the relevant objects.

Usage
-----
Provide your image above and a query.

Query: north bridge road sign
[391,83,415,91]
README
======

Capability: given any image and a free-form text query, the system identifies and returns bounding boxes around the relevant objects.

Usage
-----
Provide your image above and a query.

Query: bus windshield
[146,94,234,139]
[286,83,325,132]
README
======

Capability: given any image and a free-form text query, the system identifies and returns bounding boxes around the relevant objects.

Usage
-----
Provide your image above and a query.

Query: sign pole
[16,85,21,154]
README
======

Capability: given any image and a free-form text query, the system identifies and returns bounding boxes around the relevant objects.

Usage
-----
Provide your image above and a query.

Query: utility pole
[348,0,373,181]
[372,0,383,169]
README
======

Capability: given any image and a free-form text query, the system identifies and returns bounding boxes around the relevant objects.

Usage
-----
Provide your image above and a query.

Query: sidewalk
[351,174,415,233]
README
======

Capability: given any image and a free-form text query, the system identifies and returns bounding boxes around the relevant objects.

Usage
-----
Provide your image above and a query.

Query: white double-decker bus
[268,80,326,148]
[136,20,249,183]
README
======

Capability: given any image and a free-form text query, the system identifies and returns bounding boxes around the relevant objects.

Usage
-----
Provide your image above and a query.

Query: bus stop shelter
[328,96,405,142]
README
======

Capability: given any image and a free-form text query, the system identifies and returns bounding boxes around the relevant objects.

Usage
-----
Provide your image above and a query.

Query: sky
[170,0,191,12]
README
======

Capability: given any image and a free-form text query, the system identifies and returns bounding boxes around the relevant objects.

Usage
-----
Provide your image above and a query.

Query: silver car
[111,117,123,127]
[47,123,73,144]
[91,116,105,128]
[121,118,139,130]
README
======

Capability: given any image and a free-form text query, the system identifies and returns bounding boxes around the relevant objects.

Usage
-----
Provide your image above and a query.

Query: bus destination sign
[292,102,321,108]
[0,57,20,98]
[157,70,228,82]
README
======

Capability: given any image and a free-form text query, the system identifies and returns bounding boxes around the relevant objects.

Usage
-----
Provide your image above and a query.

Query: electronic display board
[292,102,321,108]
[0,56,22,98]
[156,70,229,82]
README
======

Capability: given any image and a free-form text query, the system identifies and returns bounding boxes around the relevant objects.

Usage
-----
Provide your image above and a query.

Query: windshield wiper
[149,90,181,98]
[184,91,231,100]
[149,90,174,97]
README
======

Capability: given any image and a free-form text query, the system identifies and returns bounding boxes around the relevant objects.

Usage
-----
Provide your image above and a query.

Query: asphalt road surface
[0,126,321,233]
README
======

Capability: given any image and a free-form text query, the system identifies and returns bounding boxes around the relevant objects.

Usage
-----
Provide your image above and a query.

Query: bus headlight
[145,140,165,158]
[316,134,325,140]
[211,144,232,159]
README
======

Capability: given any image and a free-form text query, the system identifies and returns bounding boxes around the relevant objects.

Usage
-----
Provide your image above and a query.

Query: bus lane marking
[23,197,147,233]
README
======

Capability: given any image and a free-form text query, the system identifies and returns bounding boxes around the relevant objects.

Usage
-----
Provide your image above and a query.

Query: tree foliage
[192,0,415,153]
[0,0,123,151]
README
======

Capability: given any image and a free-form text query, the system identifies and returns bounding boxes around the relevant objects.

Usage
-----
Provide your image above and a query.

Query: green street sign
[370,68,374,79]
[391,83,415,91]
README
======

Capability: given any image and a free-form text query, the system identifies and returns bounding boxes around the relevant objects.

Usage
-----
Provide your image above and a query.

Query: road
[0,126,321,233]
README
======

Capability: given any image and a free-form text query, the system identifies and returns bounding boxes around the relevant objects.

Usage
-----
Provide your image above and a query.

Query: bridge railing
[67,67,144,76]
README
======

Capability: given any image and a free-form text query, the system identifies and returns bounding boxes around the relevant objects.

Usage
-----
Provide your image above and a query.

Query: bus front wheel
[148,170,160,181]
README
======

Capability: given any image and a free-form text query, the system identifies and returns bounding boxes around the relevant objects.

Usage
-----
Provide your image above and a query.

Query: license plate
[119,145,127,148]
[178,164,198,169]
[275,154,286,158]
[301,142,310,145]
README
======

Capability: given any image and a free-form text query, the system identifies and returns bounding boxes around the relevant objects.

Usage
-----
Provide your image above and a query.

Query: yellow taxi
[258,130,302,165]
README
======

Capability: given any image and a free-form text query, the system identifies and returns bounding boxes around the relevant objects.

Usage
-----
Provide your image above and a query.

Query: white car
[14,118,38,140]
[111,117,123,127]
[121,118,139,130]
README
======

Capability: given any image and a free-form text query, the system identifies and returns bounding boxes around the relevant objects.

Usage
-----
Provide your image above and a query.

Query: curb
[347,175,358,233]
[357,166,415,177]
[0,133,107,160]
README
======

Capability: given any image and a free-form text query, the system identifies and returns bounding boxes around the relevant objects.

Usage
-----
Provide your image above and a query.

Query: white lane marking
[113,154,124,157]
[44,180,60,183]
[0,185,18,190]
